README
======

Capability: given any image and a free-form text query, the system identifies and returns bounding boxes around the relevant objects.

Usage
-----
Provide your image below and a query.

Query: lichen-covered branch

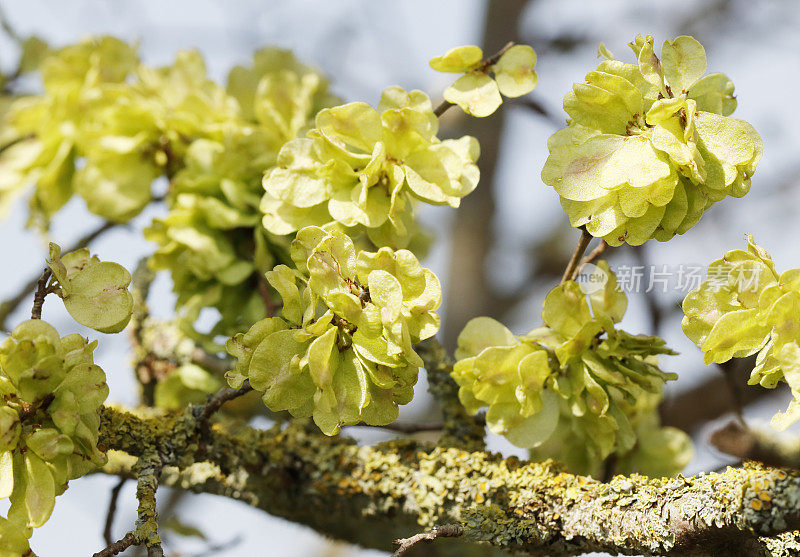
[417,338,486,451]
[134,454,164,556]
[97,405,800,556]
[29,267,51,320]
[93,453,164,557]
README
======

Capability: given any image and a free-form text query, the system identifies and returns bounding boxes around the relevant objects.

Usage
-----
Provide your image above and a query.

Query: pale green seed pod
[261,87,480,249]
[682,237,800,430]
[453,262,687,476]
[0,319,109,534]
[226,226,441,436]
[542,35,762,246]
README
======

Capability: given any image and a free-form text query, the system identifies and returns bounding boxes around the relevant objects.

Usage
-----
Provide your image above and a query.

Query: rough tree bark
[97,403,800,557]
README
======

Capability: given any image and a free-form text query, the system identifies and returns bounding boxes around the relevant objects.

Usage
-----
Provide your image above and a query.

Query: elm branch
[98,405,800,556]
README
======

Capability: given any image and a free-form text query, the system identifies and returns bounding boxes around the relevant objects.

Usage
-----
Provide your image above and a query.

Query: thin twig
[572,238,609,284]
[560,226,592,284]
[433,100,453,117]
[103,478,127,546]
[196,380,253,427]
[29,267,51,320]
[0,220,118,329]
[352,421,445,433]
[483,41,515,67]
[0,4,22,44]
[432,41,515,119]
[631,245,663,334]
[351,414,487,434]
[392,524,462,556]
[93,532,136,557]
[718,360,747,427]
[581,239,608,267]
[94,454,165,557]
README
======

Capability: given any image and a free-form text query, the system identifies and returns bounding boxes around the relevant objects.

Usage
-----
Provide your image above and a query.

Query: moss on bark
[98,405,800,556]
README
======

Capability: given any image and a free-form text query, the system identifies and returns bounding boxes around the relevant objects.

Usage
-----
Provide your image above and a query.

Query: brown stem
[103,478,127,546]
[433,100,453,117]
[484,41,515,66]
[719,360,747,427]
[581,239,608,267]
[352,421,445,433]
[196,380,253,429]
[393,524,463,556]
[0,5,22,44]
[29,267,51,320]
[560,227,592,284]
[92,532,136,557]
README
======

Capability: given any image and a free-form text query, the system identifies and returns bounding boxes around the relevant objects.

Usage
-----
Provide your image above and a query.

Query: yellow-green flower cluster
[542,35,762,246]
[0,38,340,339]
[0,36,249,227]
[429,44,538,117]
[0,37,142,226]
[144,48,338,341]
[453,262,689,476]
[261,86,480,249]
[682,236,800,430]
[226,226,441,435]
[0,320,108,554]
[144,131,281,342]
